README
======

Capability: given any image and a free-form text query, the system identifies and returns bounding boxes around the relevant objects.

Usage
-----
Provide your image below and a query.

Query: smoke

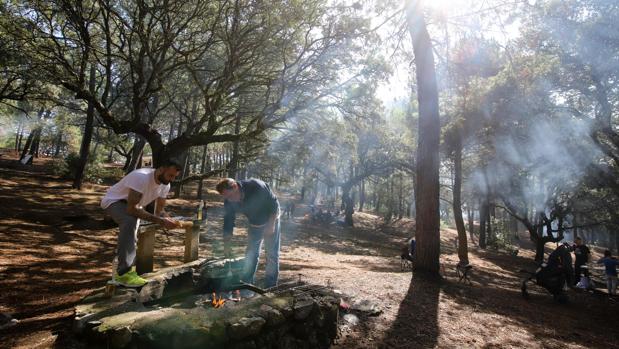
[471,104,601,216]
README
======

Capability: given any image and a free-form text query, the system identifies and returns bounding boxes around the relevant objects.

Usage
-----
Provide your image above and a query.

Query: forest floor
[1,155,618,348]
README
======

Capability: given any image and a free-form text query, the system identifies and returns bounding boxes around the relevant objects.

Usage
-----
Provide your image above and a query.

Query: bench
[136,220,201,274]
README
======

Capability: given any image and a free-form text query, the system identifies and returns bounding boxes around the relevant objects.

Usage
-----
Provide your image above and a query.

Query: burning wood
[211,292,226,308]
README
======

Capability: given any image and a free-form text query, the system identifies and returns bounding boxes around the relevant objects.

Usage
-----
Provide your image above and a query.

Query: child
[597,250,618,295]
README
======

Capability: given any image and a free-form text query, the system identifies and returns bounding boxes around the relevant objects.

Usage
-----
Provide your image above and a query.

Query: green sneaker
[115,270,147,287]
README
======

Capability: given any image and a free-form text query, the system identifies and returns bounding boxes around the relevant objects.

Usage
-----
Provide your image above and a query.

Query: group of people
[101,161,281,290]
[572,237,618,295]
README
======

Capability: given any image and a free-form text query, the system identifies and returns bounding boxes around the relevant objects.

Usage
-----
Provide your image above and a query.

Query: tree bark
[73,65,97,189]
[228,113,242,178]
[467,204,476,245]
[359,179,365,212]
[126,135,145,173]
[197,145,208,199]
[452,142,468,264]
[15,122,23,152]
[407,0,441,275]
[342,185,354,226]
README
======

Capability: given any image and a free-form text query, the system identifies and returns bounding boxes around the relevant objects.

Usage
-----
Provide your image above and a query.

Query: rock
[293,299,315,320]
[228,316,266,340]
[109,326,132,348]
[342,313,359,326]
[293,323,313,339]
[259,305,285,327]
[137,263,196,303]
[350,299,382,316]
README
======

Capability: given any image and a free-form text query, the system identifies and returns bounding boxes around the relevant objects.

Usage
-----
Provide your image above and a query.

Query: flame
[211,293,226,308]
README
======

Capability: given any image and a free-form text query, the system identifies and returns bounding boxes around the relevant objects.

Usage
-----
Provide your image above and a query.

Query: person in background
[215,178,280,289]
[101,160,182,287]
[572,237,591,286]
[597,250,618,295]
[401,237,416,263]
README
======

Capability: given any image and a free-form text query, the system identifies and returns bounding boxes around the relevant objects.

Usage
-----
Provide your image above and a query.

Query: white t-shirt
[101,168,171,209]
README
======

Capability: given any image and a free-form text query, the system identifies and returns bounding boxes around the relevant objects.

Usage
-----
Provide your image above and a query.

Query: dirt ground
[1,156,618,348]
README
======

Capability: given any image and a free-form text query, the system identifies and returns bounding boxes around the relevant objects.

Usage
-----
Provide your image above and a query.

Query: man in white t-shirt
[101,160,182,287]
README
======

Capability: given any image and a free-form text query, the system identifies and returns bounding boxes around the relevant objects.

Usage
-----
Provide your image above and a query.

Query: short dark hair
[216,178,236,193]
[158,159,183,171]
[604,250,612,257]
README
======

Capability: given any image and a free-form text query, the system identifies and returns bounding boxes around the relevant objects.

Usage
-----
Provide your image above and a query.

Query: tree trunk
[20,129,35,162]
[174,150,190,198]
[487,193,496,245]
[452,143,468,264]
[479,198,487,249]
[407,0,441,275]
[17,128,24,152]
[92,126,101,157]
[73,65,97,190]
[197,145,208,199]
[228,114,242,178]
[126,135,145,173]
[467,205,476,245]
[53,131,63,157]
[398,173,404,219]
[15,122,23,152]
[359,179,365,212]
[342,185,354,226]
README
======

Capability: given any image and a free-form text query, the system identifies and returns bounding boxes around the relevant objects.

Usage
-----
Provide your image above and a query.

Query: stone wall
[74,258,339,348]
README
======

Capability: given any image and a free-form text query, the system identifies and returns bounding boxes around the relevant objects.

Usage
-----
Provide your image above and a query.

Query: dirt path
[1,159,618,348]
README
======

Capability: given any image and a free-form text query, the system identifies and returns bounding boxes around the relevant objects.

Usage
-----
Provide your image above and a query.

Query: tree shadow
[440,279,619,347]
[377,273,440,348]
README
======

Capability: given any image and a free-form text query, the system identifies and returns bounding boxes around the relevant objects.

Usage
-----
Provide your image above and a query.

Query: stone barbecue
[74,258,340,348]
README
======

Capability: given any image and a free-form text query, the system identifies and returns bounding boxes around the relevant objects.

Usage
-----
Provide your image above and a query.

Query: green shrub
[47,152,106,184]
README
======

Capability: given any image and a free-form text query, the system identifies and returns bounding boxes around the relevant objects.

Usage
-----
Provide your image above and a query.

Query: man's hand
[160,217,179,229]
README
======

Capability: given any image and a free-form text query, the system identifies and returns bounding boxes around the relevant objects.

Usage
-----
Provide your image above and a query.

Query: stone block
[258,304,286,327]
[293,298,316,320]
[228,316,267,340]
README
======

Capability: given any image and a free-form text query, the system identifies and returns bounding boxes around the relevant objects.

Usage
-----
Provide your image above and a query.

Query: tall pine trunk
[407,0,441,276]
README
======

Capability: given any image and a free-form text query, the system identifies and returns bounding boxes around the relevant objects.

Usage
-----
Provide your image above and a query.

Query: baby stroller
[520,242,574,303]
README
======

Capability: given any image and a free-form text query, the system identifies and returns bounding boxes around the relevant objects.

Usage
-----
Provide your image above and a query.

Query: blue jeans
[242,218,280,288]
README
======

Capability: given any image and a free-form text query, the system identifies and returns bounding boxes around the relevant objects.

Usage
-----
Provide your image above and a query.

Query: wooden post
[183,221,200,262]
[136,224,158,274]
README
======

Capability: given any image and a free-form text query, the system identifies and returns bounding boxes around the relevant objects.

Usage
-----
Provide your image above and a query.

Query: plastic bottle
[105,256,119,297]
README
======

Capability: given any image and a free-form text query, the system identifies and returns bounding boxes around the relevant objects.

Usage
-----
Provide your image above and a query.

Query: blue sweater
[598,257,619,277]
[223,179,279,237]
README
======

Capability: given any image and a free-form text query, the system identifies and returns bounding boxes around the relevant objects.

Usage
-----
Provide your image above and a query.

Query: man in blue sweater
[216,178,280,289]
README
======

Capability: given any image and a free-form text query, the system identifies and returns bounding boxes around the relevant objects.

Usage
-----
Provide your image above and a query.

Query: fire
[211,292,225,308]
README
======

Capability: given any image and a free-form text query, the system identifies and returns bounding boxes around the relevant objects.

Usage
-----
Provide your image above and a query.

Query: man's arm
[155,197,171,218]
[127,189,178,229]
